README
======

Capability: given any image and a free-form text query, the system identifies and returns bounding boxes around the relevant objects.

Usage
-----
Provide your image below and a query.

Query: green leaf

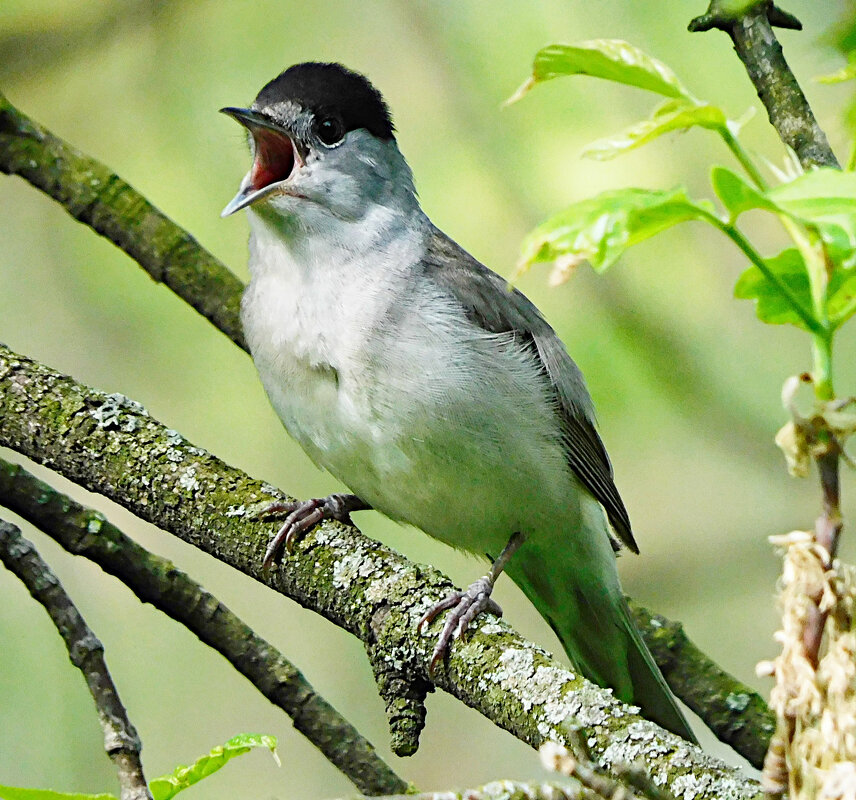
[583,101,728,160]
[149,734,279,800]
[0,787,115,800]
[772,170,856,262]
[712,167,856,261]
[733,245,856,331]
[510,40,693,103]
[768,168,856,219]
[711,166,779,220]
[734,249,815,329]
[520,187,712,273]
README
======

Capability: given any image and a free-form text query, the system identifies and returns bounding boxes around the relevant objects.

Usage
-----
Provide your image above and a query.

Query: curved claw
[259,493,370,570]
[418,576,503,674]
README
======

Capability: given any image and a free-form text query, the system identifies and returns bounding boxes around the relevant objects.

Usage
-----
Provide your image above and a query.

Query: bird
[221,61,695,742]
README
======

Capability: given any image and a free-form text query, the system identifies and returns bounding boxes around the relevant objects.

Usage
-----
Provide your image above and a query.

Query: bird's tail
[503,534,696,743]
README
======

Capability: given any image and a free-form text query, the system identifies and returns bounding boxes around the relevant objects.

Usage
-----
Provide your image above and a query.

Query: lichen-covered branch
[0,519,151,800]
[337,780,604,800]
[0,343,760,799]
[630,601,775,769]
[689,1,839,169]
[0,91,247,350]
[0,456,408,797]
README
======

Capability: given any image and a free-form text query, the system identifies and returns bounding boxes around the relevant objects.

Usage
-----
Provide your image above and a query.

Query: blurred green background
[1,1,854,797]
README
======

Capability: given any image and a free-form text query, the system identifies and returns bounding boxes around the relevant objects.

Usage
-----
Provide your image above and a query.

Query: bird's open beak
[220,107,305,217]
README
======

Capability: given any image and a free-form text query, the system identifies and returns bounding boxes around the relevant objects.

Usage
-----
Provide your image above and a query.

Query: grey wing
[423,226,637,554]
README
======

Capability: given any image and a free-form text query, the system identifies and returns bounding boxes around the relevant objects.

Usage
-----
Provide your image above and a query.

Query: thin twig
[689,1,839,169]
[0,519,151,800]
[0,457,409,797]
[0,342,760,800]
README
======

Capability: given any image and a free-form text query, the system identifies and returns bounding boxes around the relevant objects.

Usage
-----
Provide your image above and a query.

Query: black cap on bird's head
[220,62,397,217]
[254,62,395,141]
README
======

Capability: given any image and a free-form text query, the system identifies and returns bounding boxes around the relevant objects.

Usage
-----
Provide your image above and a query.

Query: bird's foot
[259,493,368,569]
[417,576,503,674]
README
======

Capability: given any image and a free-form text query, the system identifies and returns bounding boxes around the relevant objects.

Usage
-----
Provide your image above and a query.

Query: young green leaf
[519,187,712,273]
[711,166,779,221]
[148,734,279,800]
[734,248,820,330]
[768,168,856,219]
[713,167,856,258]
[509,40,693,103]
[0,787,116,800]
[583,101,728,160]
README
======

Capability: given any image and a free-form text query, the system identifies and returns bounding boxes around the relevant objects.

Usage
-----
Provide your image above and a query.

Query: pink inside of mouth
[250,128,296,191]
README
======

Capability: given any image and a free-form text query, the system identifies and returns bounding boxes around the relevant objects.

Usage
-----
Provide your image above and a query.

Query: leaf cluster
[513,40,856,341]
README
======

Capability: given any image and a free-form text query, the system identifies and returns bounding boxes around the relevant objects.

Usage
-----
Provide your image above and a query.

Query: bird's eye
[316,116,345,146]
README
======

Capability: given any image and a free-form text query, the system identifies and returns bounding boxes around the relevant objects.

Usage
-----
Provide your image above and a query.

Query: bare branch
[0,343,760,799]
[0,519,151,800]
[689,1,839,169]
[0,456,409,797]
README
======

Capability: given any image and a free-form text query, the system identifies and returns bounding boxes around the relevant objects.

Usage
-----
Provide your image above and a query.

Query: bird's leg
[259,493,371,569]
[418,531,526,674]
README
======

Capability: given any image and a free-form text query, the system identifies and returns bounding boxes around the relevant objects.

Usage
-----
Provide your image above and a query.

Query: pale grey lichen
[225,504,247,517]
[670,771,748,800]
[90,393,147,430]
[488,647,582,738]
[178,466,200,493]
[725,692,750,712]
[479,621,506,636]
[332,550,380,588]
[365,569,407,602]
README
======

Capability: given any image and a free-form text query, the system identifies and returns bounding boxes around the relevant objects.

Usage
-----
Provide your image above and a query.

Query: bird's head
[221,62,415,227]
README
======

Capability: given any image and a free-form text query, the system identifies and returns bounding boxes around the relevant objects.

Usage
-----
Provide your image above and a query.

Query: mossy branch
[0,90,247,351]
[0,342,760,800]
[0,519,152,800]
[0,455,408,797]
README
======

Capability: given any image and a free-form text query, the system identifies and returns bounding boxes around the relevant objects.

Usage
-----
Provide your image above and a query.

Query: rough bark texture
[0,456,408,797]
[688,1,839,169]
[0,520,152,800]
[336,780,606,800]
[0,343,761,800]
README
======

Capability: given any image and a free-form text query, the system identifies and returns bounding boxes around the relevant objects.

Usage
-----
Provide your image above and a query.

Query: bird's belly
[262,361,574,557]
[244,273,577,557]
